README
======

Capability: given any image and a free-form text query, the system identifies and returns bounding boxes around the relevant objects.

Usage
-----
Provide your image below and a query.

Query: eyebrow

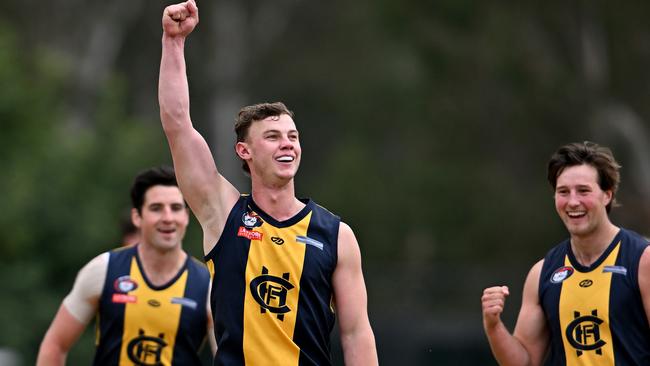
[262,129,299,135]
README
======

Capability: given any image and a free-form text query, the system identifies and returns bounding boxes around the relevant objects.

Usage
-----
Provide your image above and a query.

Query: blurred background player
[481,142,650,365]
[37,166,215,365]
[119,208,140,246]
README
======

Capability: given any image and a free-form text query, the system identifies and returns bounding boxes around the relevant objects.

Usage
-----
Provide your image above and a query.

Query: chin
[275,170,297,180]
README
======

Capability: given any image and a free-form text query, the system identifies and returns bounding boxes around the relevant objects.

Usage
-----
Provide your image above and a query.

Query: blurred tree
[1,0,650,364]
[0,25,203,364]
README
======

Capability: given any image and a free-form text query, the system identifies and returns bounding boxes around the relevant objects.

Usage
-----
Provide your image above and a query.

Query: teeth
[276,156,294,162]
[567,212,585,217]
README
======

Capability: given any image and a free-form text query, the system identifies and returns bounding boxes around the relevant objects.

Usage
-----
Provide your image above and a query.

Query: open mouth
[567,211,586,219]
[275,155,294,162]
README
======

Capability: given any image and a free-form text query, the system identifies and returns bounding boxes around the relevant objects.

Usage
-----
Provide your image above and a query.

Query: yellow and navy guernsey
[205,195,340,366]
[94,244,210,366]
[539,228,650,365]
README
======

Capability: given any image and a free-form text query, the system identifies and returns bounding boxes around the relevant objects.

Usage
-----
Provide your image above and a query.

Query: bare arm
[159,0,239,253]
[37,254,106,365]
[639,246,650,326]
[482,260,548,366]
[332,222,378,366]
[37,305,88,365]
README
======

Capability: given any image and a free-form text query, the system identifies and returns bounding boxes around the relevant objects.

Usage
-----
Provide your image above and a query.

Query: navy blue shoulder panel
[538,238,570,366]
[206,195,250,366]
[610,228,650,365]
[296,201,340,366]
[172,256,211,365]
[94,245,136,366]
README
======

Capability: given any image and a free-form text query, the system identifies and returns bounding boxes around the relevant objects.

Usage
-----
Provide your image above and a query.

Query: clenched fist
[162,0,199,38]
[481,285,509,329]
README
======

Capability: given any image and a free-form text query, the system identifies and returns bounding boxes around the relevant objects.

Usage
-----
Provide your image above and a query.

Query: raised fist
[162,0,199,38]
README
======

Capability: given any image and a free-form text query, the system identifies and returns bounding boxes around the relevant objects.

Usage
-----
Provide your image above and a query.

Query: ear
[603,189,613,206]
[131,208,142,229]
[235,141,251,160]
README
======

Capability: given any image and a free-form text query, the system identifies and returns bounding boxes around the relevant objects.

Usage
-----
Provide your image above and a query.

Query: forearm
[36,340,67,366]
[485,321,532,366]
[159,34,191,134]
[341,325,378,366]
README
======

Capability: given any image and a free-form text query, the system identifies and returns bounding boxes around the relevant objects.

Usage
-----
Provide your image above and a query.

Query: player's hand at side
[162,0,199,38]
[481,286,509,329]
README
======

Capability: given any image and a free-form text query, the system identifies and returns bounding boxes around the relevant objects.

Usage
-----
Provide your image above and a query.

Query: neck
[137,244,186,287]
[570,222,619,267]
[251,179,304,221]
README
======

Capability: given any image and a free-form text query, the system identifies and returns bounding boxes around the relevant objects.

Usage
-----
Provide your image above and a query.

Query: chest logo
[242,211,263,228]
[147,299,161,307]
[114,275,138,293]
[250,266,294,321]
[238,227,263,241]
[127,329,168,365]
[579,279,593,288]
[565,309,607,356]
[550,266,574,284]
[271,236,285,245]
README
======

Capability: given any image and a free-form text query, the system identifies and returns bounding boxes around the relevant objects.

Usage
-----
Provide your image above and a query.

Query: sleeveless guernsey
[539,228,650,365]
[205,195,340,366]
[94,245,210,365]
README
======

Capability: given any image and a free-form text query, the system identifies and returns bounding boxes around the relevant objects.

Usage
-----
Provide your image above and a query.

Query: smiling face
[236,114,302,184]
[554,164,613,239]
[132,185,189,252]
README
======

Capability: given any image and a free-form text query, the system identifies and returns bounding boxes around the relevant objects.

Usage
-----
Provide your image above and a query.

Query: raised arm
[159,0,239,253]
[482,260,549,366]
[332,222,378,366]
[37,254,107,366]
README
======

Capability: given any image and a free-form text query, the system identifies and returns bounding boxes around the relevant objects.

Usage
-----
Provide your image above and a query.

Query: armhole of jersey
[62,252,109,324]
[205,195,245,260]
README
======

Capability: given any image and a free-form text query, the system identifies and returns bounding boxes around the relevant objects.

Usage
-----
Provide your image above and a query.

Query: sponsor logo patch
[271,236,285,245]
[171,297,198,310]
[147,299,161,307]
[238,226,263,241]
[579,279,593,288]
[296,235,324,250]
[242,212,263,228]
[112,293,137,304]
[551,266,574,284]
[603,265,627,275]
[114,275,138,293]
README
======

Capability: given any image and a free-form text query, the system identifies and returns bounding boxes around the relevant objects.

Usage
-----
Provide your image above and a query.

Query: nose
[161,206,174,221]
[279,135,294,149]
[567,191,580,206]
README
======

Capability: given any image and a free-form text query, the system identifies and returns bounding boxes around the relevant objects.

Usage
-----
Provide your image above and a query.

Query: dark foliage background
[1,1,650,364]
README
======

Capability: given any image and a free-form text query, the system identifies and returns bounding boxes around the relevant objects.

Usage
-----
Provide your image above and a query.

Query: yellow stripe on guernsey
[243,211,312,365]
[560,242,620,365]
[206,259,215,278]
[120,258,187,366]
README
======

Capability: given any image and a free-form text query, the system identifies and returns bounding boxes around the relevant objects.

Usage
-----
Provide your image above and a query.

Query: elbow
[37,341,65,366]
[159,106,190,135]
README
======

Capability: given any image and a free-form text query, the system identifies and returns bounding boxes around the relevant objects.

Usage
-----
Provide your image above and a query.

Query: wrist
[162,33,186,48]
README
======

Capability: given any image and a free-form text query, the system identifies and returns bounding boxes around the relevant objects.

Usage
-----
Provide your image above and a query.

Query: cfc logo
[127,329,167,366]
[565,309,607,357]
[249,266,294,321]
